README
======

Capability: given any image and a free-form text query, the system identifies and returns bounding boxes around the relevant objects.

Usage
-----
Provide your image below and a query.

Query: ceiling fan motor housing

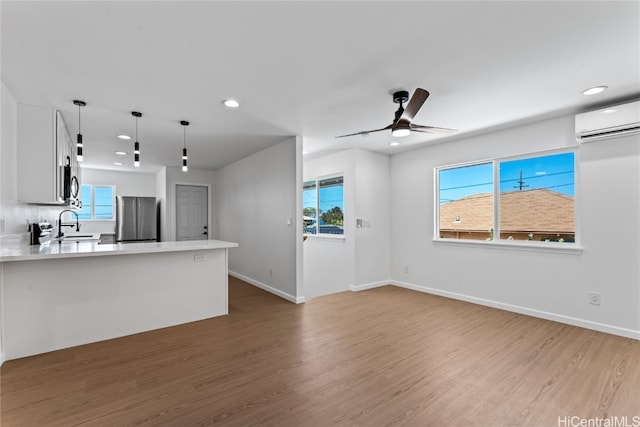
[393,91,409,121]
[393,91,409,104]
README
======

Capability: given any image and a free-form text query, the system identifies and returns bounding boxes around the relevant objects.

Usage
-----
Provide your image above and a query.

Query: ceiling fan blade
[335,123,392,138]
[398,88,430,123]
[411,124,458,134]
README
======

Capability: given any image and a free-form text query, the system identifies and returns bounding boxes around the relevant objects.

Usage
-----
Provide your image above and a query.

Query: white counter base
[2,246,231,360]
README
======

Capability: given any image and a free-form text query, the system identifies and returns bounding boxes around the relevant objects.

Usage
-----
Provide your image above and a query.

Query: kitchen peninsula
[0,239,238,361]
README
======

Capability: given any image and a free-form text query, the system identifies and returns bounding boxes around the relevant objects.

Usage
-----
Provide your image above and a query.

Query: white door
[176,185,208,241]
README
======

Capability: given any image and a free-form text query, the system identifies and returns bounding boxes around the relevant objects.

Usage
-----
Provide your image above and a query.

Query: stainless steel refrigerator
[116,196,158,242]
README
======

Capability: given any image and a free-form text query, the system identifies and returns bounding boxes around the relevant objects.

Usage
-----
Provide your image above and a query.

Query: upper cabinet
[17,103,81,206]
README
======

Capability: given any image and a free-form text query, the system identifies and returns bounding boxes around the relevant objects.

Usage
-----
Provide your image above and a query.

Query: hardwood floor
[1,277,639,426]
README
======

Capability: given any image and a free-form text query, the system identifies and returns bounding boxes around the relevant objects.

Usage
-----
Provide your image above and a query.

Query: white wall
[79,168,156,234]
[215,137,302,302]
[82,168,156,196]
[354,149,391,288]
[389,114,640,338]
[303,148,390,300]
[156,166,216,242]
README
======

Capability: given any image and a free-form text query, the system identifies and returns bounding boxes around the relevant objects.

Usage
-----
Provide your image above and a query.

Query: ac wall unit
[575,100,640,143]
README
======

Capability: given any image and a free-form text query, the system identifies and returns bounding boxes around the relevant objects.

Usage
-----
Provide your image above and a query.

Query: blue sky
[78,185,114,219]
[439,152,574,204]
[303,183,344,217]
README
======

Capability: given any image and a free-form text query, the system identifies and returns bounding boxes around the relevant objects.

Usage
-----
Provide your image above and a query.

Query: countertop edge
[0,240,239,262]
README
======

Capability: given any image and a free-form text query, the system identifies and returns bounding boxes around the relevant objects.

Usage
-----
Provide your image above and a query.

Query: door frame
[174,182,211,241]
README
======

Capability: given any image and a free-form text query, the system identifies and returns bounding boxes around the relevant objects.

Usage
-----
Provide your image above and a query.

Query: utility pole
[514,171,529,191]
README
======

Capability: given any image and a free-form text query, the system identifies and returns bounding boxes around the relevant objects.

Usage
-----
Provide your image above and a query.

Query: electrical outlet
[194,254,207,262]
[589,292,601,305]
[404,265,409,274]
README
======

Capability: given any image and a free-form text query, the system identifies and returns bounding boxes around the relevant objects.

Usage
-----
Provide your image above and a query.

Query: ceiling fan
[335,88,457,139]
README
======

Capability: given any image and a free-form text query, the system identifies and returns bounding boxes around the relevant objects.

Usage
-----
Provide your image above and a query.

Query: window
[436,150,576,244]
[438,163,494,240]
[77,185,115,220]
[303,176,344,235]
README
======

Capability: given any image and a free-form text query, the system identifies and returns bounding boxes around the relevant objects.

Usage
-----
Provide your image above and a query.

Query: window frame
[434,148,581,253]
[78,184,116,221]
[303,174,345,239]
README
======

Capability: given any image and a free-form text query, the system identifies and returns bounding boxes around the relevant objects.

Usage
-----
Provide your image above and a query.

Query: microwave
[61,155,81,208]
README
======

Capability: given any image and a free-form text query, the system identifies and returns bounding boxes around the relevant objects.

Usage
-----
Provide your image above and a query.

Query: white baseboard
[349,280,391,292]
[391,280,640,340]
[229,271,305,304]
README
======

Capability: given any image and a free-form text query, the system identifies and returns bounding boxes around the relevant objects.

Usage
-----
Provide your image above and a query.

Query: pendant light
[73,100,86,162]
[181,120,189,172]
[132,111,142,167]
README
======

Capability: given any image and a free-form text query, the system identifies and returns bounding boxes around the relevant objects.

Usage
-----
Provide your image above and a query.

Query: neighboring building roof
[439,189,574,233]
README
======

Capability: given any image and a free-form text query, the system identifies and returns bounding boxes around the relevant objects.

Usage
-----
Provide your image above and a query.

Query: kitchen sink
[60,233,101,241]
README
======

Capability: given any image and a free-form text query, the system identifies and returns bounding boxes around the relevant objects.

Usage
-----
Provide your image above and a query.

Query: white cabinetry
[17,104,80,205]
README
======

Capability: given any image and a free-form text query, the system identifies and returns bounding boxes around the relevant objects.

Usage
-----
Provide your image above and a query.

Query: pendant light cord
[183,126,186,149]
[78,104,81,133]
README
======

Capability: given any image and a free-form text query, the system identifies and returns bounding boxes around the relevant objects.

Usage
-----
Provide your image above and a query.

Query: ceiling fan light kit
[335,87,457,139]
[391,125,411,138]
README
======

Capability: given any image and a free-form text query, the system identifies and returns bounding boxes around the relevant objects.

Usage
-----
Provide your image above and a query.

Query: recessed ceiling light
[601,108,617,114]
[114,162,123,166]
[222,99,240,108]
[115,151,127,156]
[389,141,400,146]
[117,134,131,140]
[582,86,608,96]
[302,151,309,155]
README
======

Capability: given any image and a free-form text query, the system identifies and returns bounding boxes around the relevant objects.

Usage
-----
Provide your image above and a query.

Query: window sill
[432,238,583,254]
[304,234,346,241]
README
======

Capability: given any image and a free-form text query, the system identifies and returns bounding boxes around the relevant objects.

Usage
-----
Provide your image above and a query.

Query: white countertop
[0,239,238,262]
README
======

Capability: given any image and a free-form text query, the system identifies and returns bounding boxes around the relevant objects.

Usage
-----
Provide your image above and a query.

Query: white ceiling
[2,1,639,173]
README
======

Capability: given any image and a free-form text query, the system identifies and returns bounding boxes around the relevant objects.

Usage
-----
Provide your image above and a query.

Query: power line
[500,170,573,184]
[440,181,493,192]
[440,169,574,192]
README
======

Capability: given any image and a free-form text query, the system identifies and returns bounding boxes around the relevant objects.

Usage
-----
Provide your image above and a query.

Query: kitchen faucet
[57,209,80,238]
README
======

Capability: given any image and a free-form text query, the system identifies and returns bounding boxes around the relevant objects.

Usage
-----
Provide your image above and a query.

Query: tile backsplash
[0,199,61,245]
